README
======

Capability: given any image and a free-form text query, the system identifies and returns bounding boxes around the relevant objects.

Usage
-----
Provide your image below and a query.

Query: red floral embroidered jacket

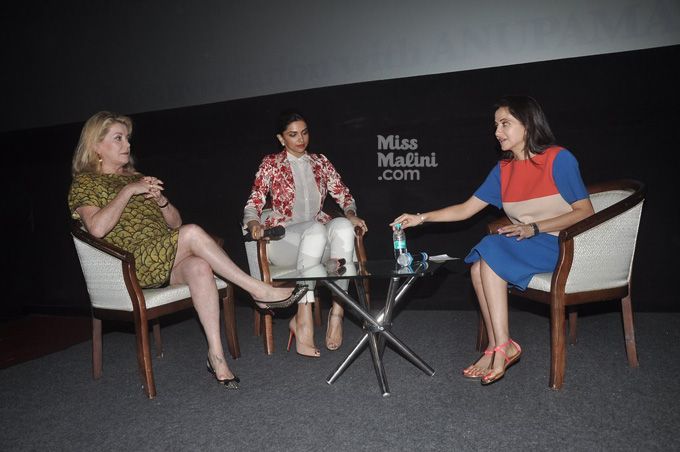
[243,150,357,228]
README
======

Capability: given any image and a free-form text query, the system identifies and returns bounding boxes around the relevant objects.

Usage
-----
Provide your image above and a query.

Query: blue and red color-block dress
[464,146,589,290]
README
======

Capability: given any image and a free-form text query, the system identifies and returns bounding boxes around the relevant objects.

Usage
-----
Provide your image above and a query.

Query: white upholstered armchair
[71,221,240,398]
[477,179,646,389]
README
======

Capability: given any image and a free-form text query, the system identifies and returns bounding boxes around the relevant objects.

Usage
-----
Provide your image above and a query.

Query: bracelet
[530,222,539,236]
[416,212,425,225]
[158,199,169,209]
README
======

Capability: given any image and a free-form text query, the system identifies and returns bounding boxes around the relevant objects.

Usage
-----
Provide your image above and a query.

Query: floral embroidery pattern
[244,150,356,227]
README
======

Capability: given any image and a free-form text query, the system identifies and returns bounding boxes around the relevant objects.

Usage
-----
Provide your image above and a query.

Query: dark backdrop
[5,45,679,315]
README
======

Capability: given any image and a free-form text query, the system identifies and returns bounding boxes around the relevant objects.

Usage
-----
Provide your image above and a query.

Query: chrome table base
[323,275,435,397]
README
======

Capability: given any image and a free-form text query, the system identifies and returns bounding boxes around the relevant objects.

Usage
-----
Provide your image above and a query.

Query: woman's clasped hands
[128,176,167,206]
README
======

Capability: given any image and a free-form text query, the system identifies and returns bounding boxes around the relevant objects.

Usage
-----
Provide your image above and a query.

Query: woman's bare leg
[463,260,496,376]
[326,300,344,350]
[479,259,520,377]
[290,302,319,357]
[170,255,234,380]
[174,224,293,304]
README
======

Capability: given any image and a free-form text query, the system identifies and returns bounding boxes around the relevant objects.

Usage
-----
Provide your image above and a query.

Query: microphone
[244,225,286,242]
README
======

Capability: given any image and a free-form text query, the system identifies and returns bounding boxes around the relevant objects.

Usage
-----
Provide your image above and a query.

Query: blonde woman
[68,111,307,389]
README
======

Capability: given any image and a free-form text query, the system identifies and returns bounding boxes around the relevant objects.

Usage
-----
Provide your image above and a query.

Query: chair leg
[134,317,157,399]
[567,308,578,345]
[549,298,567,390]
[92,316,103,380]
[222,284,241,359]
[262,312,275,355]
[621,294,639,368]
[253,308,262,337]
[152,319,163,357]
[475,310,488,352]
[313,292,322,327]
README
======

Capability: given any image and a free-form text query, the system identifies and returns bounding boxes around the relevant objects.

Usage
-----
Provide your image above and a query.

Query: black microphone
[244,225,286,242]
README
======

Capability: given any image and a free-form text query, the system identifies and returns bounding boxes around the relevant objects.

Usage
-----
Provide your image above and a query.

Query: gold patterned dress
[68,172,179,288]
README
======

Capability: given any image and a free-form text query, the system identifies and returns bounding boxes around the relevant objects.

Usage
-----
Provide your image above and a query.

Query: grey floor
[2,307,679,451]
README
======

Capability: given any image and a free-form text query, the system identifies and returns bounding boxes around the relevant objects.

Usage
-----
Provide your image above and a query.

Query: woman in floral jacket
[244,111,368,357]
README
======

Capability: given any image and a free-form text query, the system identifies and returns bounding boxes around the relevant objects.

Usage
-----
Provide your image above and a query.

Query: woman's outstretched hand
[390,213,422,230]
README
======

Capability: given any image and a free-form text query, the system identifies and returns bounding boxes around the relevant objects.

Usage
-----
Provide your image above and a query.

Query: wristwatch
[530,222,540,236]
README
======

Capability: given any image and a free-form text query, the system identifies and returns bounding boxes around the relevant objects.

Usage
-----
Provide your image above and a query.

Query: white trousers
[267,217,355,303]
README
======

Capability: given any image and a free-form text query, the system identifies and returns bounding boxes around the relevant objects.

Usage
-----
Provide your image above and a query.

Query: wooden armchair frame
[71,221,240,398]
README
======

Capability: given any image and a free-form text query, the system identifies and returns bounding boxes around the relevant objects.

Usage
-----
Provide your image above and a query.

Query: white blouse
[287,152,322,224]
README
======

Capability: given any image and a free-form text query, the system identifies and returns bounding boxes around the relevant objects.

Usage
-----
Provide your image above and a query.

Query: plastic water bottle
[393,224,411,267]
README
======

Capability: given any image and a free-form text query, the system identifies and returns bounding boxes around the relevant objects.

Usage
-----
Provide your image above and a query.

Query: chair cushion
[142,277,228,310]
[527,273,553,292]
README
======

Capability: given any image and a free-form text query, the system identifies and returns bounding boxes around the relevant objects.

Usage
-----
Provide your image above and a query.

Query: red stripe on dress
[500,146,562,202]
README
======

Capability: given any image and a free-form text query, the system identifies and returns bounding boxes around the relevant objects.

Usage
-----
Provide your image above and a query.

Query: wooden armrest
[71,220,133,263]
[255,238,272,283]
[354,226,367,264]
[487,216,512,234]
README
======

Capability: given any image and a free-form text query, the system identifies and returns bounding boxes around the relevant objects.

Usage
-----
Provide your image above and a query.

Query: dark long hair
[276,109,307,135]
[494,96,555,160]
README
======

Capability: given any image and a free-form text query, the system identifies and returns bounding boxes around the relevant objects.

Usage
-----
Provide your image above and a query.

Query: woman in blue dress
[392,96,594,385]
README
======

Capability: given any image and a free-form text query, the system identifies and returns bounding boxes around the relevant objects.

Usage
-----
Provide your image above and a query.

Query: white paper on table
[428,254,461,262]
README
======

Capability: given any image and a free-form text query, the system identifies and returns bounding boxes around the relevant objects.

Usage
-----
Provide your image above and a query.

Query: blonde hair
[71,111,136,175]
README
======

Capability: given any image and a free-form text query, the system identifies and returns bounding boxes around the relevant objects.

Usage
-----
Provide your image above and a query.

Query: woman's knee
[179,223,208,244]
[301,222,327,242]
[327,217,355,241]
[184,257,214,280]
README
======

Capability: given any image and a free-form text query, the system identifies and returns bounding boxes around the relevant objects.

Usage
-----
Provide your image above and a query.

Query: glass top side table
[274,259,450,397]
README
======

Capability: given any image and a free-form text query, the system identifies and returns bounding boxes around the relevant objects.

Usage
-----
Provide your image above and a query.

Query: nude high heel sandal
[287,316,320,358]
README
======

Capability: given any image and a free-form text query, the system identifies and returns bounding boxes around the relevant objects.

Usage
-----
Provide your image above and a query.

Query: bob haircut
[71,111,135,175]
